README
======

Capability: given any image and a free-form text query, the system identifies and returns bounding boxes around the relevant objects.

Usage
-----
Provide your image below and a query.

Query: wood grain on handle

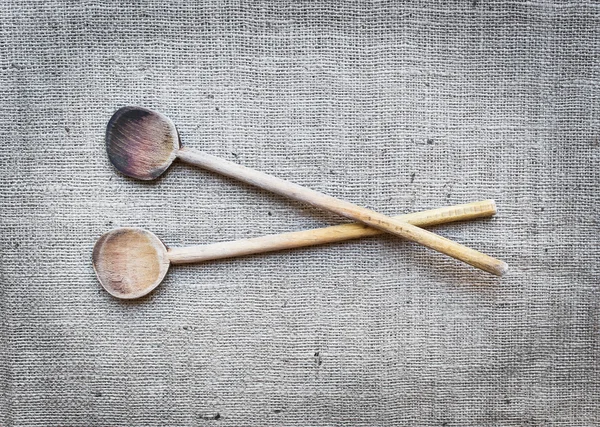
[167,200,497,265]
[178,149,507,275]
[177,148,507,275]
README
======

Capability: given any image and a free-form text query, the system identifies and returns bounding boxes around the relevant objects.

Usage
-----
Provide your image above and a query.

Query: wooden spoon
[93,200,497,299]
[105,106,508,276]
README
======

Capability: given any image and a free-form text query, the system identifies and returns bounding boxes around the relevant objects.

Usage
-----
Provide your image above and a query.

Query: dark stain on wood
[106,106,179,180]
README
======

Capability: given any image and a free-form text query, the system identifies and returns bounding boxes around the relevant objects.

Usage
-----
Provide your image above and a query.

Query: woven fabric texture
[1,1,599,425]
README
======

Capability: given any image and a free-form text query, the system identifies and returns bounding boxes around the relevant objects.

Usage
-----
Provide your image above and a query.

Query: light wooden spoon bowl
[92,228,170,299]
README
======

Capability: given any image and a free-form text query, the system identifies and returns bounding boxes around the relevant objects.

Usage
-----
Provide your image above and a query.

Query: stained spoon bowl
[92,227,171,299]
[106,106,180,180]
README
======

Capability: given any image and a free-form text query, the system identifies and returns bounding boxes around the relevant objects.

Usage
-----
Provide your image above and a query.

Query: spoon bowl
[92,227,170,299]
[106,106,180,180]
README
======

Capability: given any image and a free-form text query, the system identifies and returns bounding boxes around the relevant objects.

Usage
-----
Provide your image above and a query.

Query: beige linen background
[1,1,599,425]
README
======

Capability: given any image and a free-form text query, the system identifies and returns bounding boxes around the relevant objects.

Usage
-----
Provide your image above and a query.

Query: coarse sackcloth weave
[1,1,599,425]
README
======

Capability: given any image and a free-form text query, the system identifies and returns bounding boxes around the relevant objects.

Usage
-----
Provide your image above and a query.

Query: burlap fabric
[1,1,599,425]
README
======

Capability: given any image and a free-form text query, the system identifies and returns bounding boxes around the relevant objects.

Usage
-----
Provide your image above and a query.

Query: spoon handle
[176,147,507,275]
[167,200,497,265]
